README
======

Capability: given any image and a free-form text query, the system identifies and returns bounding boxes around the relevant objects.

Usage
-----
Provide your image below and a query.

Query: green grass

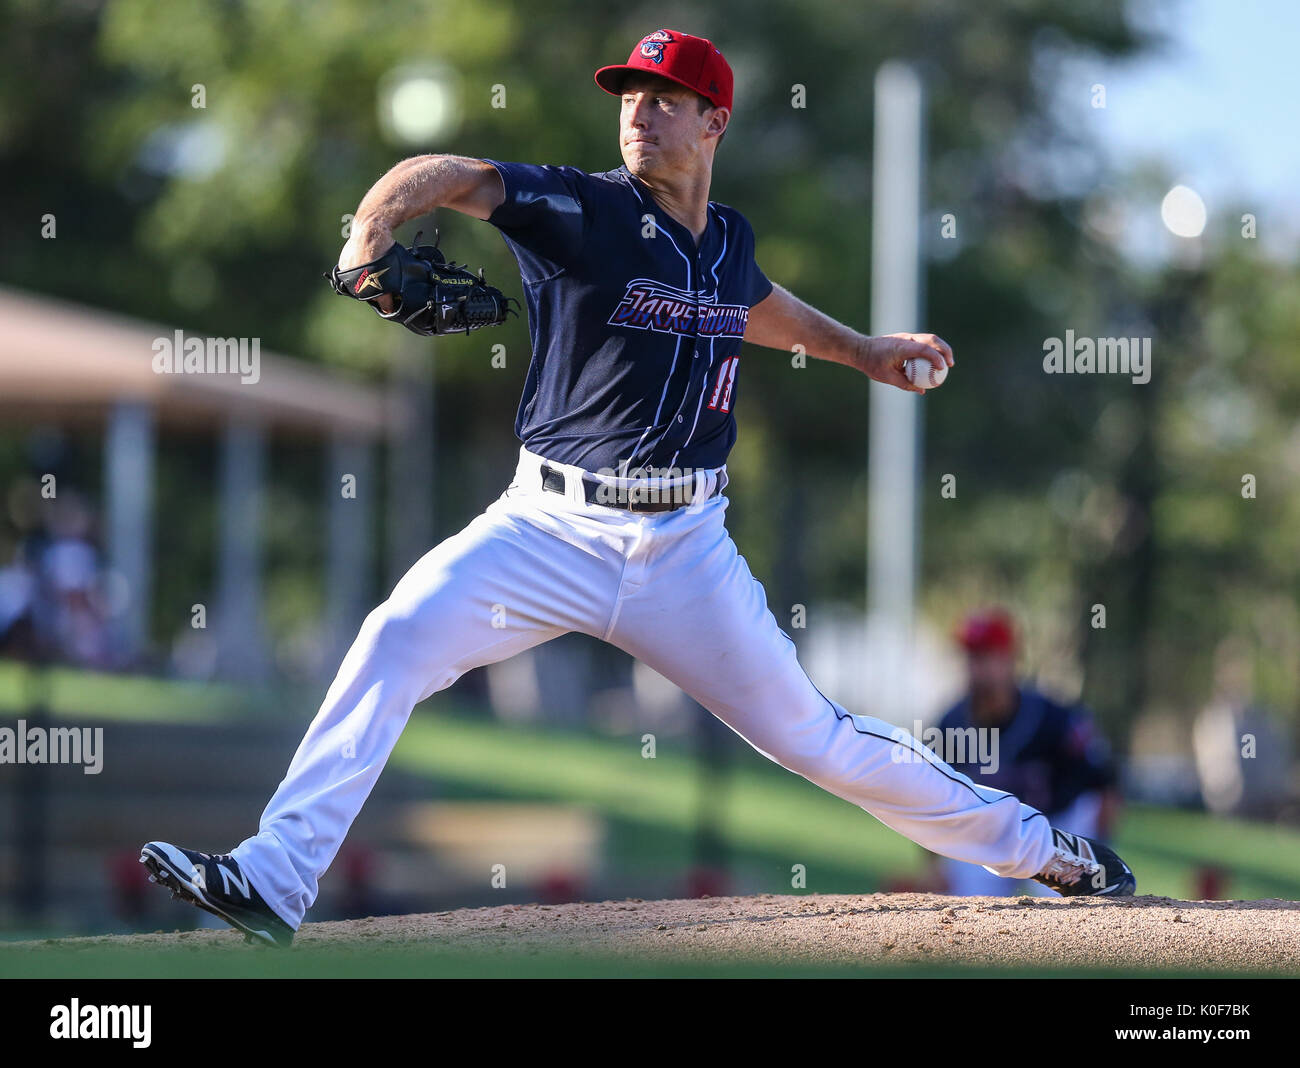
[389,711,922,891]
[3,663,1297,904]
[1113,805,1300,899]
[0,945,1271,980]
[2,681,1297,978]
[0,662,260,723]
[3,656,1294,899]
[389,708,1300,901]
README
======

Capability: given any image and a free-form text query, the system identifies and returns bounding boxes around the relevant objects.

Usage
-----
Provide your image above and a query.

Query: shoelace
[1039,847,1100,886]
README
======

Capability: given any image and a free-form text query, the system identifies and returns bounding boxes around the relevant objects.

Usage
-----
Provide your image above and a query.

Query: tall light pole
[376,64,463,583]
[867,61,925,727]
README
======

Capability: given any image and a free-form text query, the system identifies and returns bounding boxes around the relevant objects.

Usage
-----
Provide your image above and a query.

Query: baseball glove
[326,232,518,336]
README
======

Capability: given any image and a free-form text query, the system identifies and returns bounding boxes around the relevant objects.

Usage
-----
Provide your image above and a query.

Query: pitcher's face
[618,73,724,180]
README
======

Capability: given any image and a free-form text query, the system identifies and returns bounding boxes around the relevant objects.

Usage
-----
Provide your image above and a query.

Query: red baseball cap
[956,609,1018,655]
[595,29,733,111]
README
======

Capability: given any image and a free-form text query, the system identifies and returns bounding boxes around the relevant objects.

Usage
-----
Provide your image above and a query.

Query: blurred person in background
[0,481,108,668]
[39,492,109,669]
[0,537,38,659]
[928,609,1121,896]
[1193,636,1292,822]
[0,477,47,661]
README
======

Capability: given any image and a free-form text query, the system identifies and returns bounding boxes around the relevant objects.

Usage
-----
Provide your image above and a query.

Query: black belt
[539,462,722,513]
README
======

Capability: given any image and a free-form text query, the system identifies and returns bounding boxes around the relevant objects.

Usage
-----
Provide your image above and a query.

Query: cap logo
[639,29,673,63]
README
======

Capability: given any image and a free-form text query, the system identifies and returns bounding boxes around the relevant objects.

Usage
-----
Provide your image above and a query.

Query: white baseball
[904,357,948,390]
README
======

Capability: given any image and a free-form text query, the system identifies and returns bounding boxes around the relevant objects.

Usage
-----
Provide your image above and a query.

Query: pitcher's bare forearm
[745,282,953,394]
[744,283,866,368]
[342,155,506,267]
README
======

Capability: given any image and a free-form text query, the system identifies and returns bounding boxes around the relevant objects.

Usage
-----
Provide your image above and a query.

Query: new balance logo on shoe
[191,859,251,899]
[139,841,295,948]
[1033,827,1137,898]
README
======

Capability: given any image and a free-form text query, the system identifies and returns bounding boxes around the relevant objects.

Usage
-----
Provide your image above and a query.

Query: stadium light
[1160,184,1207,238]
[378,63,462,147]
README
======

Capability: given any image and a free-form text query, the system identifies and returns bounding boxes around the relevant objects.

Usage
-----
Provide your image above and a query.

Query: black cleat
[140,841,295,948]
[1032,827,1137,897]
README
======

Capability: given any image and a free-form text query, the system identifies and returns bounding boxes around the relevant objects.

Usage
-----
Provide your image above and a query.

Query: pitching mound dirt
[9,893,1300,974]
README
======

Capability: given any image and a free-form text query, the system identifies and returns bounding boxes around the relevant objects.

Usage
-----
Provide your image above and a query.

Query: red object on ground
[107,849,151,920]
[1194,865,1226,900]
[686,865,731,899]
[339,844,376,888]
[540,871,583,904]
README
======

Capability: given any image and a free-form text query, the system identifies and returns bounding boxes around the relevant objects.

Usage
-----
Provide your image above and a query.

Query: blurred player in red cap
[930,609,1122,896]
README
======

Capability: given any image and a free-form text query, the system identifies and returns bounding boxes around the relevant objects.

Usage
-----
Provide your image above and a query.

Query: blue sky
[1089,0,1300,249]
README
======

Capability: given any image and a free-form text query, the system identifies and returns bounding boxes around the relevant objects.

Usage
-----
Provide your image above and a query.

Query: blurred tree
[8,0,1298,746]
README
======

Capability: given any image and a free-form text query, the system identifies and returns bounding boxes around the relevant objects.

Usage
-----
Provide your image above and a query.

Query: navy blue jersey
[483,160,773,473]
[934,688,1116,817]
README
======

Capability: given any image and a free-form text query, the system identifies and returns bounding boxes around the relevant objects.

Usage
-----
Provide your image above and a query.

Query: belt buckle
[625,483,653,512]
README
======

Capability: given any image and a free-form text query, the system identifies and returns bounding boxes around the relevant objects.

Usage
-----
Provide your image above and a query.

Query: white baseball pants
[233,447,1058,927]
[943,790,1104,897]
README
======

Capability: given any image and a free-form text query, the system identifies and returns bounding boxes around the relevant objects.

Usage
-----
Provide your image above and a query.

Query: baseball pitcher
[141,29,1135,947]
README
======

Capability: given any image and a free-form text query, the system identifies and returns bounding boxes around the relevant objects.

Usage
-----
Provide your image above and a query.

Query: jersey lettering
[485,160,772,470]
[608,280,750,338]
